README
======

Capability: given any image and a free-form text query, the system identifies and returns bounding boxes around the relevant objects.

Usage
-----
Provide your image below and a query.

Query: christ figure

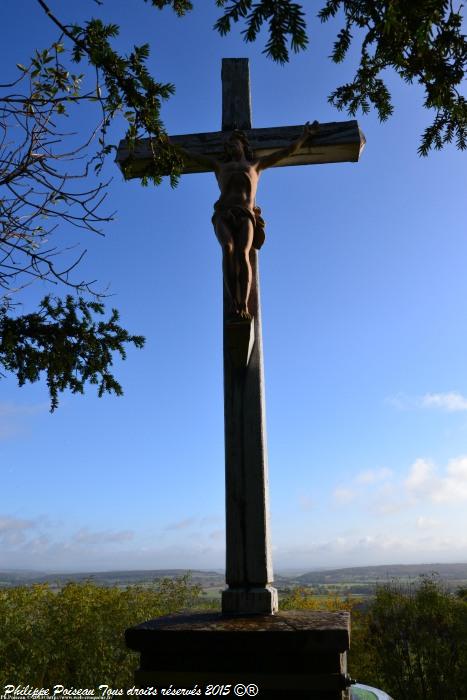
[176,121,319,319]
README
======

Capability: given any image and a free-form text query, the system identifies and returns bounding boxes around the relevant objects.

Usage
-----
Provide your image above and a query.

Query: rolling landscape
[2,562,467,695]
[2,562,467,599]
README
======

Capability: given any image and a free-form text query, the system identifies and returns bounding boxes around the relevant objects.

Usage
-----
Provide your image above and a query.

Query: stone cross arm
[116,120,366,178]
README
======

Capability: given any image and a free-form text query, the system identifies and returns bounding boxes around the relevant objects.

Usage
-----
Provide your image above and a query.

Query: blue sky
[1,1,467,573]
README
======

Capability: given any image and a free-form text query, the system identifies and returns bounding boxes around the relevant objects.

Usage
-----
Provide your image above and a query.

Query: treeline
[2,575,467,698]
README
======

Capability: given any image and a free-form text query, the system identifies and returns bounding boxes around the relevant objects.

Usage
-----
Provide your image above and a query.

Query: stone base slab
[125,610,352,699]
[221,585,278,614]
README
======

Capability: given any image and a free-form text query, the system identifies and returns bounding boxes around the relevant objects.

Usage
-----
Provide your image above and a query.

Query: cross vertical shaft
[116,56,364,616]
[221,59,277,614]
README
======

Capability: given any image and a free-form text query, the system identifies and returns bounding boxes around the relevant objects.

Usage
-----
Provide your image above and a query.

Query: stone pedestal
[125,610,352,699]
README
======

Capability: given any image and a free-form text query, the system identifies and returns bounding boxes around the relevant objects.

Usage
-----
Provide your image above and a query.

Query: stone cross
[116,58,365,615]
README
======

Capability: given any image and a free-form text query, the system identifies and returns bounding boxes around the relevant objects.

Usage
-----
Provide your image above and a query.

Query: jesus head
[223,130,254,162]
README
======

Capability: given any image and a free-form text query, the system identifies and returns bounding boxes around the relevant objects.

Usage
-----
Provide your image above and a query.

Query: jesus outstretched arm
[256,120,319,172]
[174,145,219,171]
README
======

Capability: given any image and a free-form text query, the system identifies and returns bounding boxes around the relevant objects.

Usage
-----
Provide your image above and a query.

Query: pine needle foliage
[214,1,467,156]
[0,296,144,411]
[215,0,308,64]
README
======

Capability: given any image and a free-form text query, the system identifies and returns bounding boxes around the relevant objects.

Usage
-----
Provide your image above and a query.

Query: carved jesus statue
[176,121,319,319]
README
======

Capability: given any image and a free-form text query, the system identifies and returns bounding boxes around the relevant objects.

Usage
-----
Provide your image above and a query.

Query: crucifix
[117,58,365,616]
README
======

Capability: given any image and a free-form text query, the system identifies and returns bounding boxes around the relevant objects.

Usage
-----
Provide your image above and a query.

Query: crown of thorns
[223,129,254,160]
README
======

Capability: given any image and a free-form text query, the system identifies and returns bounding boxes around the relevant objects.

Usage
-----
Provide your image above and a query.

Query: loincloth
[212,202,266,250]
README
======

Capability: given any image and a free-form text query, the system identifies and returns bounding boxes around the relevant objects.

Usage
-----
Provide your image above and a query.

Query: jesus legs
[215,219,239,315]
[235,218,254,319]
[215,214,254,319]
[222,243,238,315]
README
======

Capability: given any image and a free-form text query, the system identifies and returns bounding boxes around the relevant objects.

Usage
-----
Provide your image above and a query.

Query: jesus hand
[303,120,319,139]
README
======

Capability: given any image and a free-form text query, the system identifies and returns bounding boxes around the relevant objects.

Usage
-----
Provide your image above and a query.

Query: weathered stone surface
[116,121,366,178]
[222,250,277,613]
[126,611,351,699]
[222,585,278,615]
[126,610,350,649]
[222,58,252,131]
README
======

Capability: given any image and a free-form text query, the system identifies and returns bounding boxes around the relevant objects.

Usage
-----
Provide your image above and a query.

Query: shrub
[365,576,467,699]
[280,586,354,612]
[0,575,201,687]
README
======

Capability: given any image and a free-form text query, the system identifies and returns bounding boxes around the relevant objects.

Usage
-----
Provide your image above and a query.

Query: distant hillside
[298,562,467,585]
[0,568,224,589]
[3,563,467,591]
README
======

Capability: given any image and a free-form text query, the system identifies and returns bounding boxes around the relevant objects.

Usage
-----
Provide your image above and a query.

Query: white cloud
[199,515,222,527]
[165,515,224,531]
[356,467,393,484]
[298,493,314,511]
[416,516,440,529]
[434,456,467,502]
[405,458,436,493]
[0,402,48,440]
[0,507,215,570]
[274,531,467,569]
[0,515,35,546]
[0,538,225,572]
[165,517,197,531]
[446,456,467,479]
[344,454,467,515]
[327,468,398,514]
[420,392,467,412]
[333,487,355,505]
[371,484,409,515]
[0,403,47,418]
[72,528,134,545]
[0,510,229,571]
[387,391,467,412]
[406,456,467,504]
[329,454,467,515]
[26,535,52,554]
[0,515,35,532]
[385,393,413,410]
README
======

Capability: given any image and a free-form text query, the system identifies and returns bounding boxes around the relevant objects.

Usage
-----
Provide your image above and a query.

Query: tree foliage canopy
[214,1,467,156]
[364,577,467,698]
[0,296,144,411]
[0,576,202,686]
[1,0,465,408]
